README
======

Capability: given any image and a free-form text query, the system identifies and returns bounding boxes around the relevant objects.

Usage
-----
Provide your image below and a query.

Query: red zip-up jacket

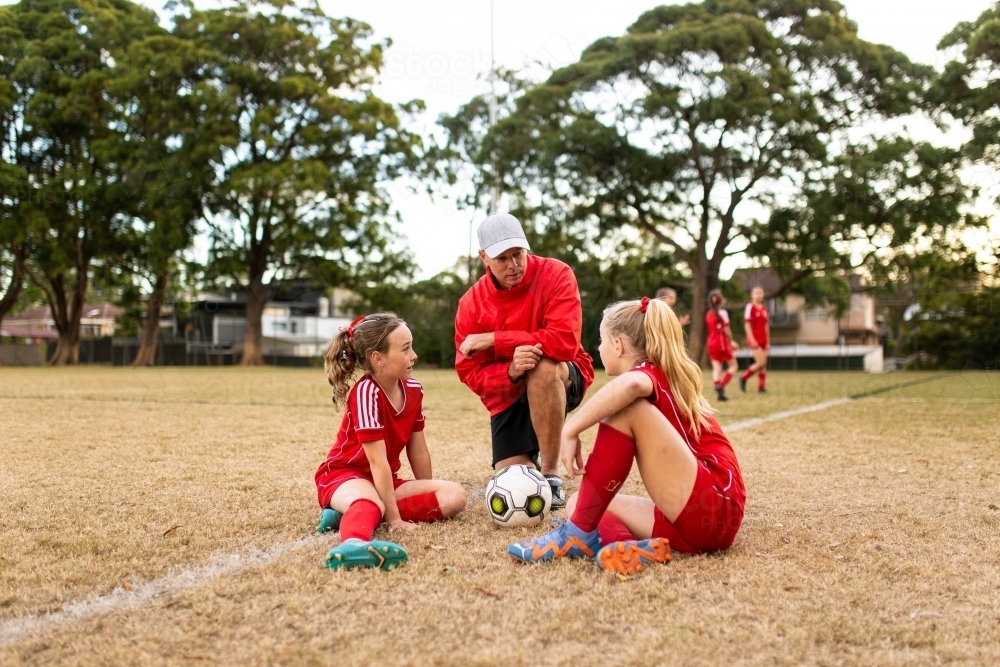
[454,254,595,416]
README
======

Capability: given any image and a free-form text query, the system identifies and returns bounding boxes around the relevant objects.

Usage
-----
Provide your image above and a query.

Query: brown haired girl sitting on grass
[315,313,466,570]
[508,297,745,574]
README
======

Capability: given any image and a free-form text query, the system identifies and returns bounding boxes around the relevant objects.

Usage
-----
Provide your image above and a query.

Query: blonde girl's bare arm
[563,371,655,439]
[405,431,433,480]
[362,439,413,530]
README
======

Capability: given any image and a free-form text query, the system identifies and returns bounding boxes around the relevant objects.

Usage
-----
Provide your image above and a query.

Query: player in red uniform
[705,289,739,401]
[740,286,770,393]
[315,313,467,570]
[508,296,745,574]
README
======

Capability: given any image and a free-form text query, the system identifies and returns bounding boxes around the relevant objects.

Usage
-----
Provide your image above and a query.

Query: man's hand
[507,344,542,381]
[678,314,691,327]
[746,335,757,349]
[459,332,495,358]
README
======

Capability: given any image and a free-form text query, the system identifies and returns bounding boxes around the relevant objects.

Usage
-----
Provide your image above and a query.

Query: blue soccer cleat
[317,508,342,534]
[507,519,601,563]
[324,538,408,571]
[596,538,672,575]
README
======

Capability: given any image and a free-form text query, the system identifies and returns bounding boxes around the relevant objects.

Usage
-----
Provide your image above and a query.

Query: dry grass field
[1,366,998,666]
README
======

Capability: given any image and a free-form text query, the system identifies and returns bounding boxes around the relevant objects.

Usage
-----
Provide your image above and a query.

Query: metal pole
[488,0,499,214]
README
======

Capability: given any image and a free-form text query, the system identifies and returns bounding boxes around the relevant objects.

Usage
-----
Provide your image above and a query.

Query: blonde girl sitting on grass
[508,297,745,574]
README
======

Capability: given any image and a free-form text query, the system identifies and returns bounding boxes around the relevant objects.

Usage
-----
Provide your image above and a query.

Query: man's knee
[525,358,567,388]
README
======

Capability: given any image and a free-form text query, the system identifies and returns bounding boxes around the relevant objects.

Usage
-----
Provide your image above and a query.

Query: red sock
[598,512,636,544]
[571,423,635,532]
[720,371,733,388]
[740,368,755,382]
[397,492,444,523]
[339,499,382,541]
[758,371,767,390]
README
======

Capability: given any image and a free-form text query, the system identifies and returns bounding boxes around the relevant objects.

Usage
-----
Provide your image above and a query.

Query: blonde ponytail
[324,329,357,409]
[603,298,711,436]
[643,298,711,436]
[323,312,404,409]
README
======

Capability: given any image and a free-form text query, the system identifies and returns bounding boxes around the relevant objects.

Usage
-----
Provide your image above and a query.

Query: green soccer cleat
[324,538,408,571]
[317,508,342,534]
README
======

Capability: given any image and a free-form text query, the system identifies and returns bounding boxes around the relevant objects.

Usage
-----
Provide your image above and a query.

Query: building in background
[1,303,123,342]
[731,269,883,372]
[731,269,879,345]
[182,284,358,358]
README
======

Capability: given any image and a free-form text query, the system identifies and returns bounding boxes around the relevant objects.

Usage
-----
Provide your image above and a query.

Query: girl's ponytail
[324,328,358,409]
[643,299,711,436]
[708,289,723,315]
[603,297,711,436]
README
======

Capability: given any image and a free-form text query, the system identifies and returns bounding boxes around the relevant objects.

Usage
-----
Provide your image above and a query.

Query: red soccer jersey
[317,374,425,477]
[628,362,745,508]
[705,308,731,356]
[454,254,594,416]
[744,303,769,348]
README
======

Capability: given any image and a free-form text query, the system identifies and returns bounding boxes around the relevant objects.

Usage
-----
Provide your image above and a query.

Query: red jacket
[455,255,595,416]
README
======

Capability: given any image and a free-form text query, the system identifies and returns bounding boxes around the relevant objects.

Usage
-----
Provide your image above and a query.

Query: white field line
[724,398,852,433]
[0,396,854,647]
[0,535,322,647]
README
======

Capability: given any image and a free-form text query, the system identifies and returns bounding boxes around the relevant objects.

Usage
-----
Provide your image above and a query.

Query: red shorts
[315,464,409,509]
[708,348,734,363]
[749,342,769,352]
[650,461,744,554]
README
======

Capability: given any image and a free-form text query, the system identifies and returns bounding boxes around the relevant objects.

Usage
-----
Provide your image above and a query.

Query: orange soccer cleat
[596,538,672,575]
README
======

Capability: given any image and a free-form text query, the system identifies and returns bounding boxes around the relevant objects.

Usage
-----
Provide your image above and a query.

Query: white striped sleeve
[351,378,383,431]
[744,303,753,321]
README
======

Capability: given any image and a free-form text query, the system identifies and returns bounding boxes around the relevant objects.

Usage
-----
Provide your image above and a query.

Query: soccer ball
[485,464,553,527]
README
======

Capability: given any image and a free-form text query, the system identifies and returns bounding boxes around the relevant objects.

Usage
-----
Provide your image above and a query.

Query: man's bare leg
[525,358,570,477]
[494,454,534,471]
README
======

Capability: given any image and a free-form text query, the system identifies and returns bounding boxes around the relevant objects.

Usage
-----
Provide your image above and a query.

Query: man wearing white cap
[454,213,595,508]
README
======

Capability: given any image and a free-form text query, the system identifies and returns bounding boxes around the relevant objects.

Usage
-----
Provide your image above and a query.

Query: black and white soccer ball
[485,464,553,527]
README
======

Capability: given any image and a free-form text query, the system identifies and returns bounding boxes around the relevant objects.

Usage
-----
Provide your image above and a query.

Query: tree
[2,0,162,364]
[107,29,223,366]
[745,136,982,305]
[174,0,422,365]
[936,1,1000,201]
[0,16,30,346]
[450,1,934,360]
[869,242,980,359]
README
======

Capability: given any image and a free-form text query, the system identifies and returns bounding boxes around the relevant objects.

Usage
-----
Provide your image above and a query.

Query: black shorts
[490,362,585,468]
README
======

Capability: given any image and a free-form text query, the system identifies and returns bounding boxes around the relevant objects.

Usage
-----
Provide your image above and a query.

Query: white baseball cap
[477,213,530,258]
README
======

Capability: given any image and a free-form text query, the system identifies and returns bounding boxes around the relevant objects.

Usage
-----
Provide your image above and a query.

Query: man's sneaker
[739,377,747,393]
[545,475,566,510]
[508,519,600,563]
[758,387,768,394]
[596,538,672,575]
[716,387,729,402]
[325,538,408,571]
[317,508,342,534]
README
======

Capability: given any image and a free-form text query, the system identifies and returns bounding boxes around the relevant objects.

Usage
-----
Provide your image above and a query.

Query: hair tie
[639,296,650,313]
[344,315,366,339]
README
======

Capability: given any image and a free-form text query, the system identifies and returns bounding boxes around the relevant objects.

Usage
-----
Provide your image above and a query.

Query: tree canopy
[174,0,422,365]
[445,0,971,360]
[1,0,163,364]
